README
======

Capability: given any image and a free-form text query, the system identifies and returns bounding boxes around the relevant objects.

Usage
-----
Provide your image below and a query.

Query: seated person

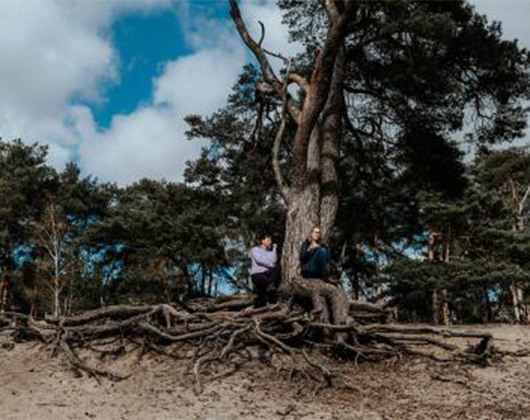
[299,226,329,279]
[250,233,278,307]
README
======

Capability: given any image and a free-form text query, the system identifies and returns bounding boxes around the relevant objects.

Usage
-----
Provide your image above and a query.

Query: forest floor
[1,324,529,420]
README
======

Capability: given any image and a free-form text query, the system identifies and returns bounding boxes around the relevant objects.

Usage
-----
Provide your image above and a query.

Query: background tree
[31,201,77,317]
[0,139,56,312]
[384,147,530,324]
[468,148,530,322]
[92,179,229,303]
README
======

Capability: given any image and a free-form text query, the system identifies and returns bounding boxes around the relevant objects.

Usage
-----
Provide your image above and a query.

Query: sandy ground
[1,324,530,420]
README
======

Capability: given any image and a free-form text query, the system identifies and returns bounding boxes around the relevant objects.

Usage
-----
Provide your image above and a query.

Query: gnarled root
[0,295,502,394]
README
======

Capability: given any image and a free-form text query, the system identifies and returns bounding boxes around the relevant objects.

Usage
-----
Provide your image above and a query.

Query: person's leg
[265,269,278,304]
[313,247,329,278]
[251,273,268,308]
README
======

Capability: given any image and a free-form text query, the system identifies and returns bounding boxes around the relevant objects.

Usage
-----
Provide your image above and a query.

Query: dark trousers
[251,270,277,308]
[302,247,329,279]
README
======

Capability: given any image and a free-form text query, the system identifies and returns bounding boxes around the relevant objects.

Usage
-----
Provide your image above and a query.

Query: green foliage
[0,139,56,262]
[89,179,229,301]
[383,147,530,322]
[185,64,286,249]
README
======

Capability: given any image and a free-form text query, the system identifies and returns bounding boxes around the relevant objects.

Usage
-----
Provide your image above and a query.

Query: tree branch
[288,73,310,94]
[273,60,293,201]
[322,0,340,23]
[519,184,530,217]
[292,1,357,182]
[229,0,301,124]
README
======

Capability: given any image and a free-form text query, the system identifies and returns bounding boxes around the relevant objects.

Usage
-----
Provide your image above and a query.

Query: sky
[0,0,528,186]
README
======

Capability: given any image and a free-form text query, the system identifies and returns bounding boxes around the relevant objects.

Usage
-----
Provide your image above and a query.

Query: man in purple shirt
[250,233,278,307]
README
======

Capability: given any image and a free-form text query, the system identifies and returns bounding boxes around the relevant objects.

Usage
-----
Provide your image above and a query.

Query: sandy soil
[1,324,529,420]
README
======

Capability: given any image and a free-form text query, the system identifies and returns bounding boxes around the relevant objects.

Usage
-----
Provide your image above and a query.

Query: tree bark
[281,185,321,287]
[508,180,529,323]
[319,47,344,241]
[0,262,11,314]
[440,228,451,326]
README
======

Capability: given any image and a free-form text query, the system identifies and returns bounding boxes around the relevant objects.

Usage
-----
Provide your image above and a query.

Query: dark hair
[259,232,272,241]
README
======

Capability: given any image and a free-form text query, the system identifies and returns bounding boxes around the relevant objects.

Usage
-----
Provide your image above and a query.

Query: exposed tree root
[0,295,508,394]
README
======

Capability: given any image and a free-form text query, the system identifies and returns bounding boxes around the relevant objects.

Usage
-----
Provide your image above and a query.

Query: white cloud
[242,0,301,61]
[0,0,169,169]
[154,48,246,116]
[74,44,245,185]
[2,0,528,183]
[74,105,196,185]
[0,0,304,183]
[69,3,247,185]
[71,0,298,185]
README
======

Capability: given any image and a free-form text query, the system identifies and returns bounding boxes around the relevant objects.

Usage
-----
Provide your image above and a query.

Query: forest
[1,0,530,402]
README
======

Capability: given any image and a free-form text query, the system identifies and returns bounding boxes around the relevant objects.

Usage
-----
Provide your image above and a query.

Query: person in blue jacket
[299,226,329,279]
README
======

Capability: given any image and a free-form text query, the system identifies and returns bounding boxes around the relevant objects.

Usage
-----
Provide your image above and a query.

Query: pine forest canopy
[0,0,530,325]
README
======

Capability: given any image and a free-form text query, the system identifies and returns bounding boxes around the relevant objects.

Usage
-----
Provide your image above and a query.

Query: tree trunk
[319,47,344,240]
[0,257,14,313]
[229,0,355,327]
[54,277,60,318]
[278,157,350,326]
[509,184,529,324]
[207,270,213,297]
[431,289,440,325]
[200,264,206,296]
[281,185,321,287]
[440,229,451,325]
[281,189,350,326]
[53,241,61,317]
[440,288,450,325]
[428,231,439,325]
[484,287,493,323]
[0,263,10,314]
[373,234,384,302]
[510,283,527,323]
[182,266,195,297]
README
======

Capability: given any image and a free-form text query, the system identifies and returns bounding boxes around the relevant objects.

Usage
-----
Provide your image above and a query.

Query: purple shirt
[250,246,277,275]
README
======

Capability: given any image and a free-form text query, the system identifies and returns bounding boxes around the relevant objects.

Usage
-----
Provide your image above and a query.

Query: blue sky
[91,10,190,128]
[0,0,528,185]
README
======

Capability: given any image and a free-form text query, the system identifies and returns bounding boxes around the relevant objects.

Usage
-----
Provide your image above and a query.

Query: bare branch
[519,184,530,216]
[263,48,288,63]
[229,0,301,123]
[509,176,519,209]
[229,0,277,83]
[292,1,357,181]
[257,21,265,47]
[288,73,310,93]
[273,59,293,201]
[323,0,340,23]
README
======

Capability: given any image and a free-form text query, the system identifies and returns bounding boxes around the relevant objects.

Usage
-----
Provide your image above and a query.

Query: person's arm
[251,247,277,268]
[270,245,278,266]
[299,240,312,264]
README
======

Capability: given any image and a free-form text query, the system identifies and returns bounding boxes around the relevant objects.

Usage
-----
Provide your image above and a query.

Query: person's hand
[309,242,320,251]
[272,243,277,250]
